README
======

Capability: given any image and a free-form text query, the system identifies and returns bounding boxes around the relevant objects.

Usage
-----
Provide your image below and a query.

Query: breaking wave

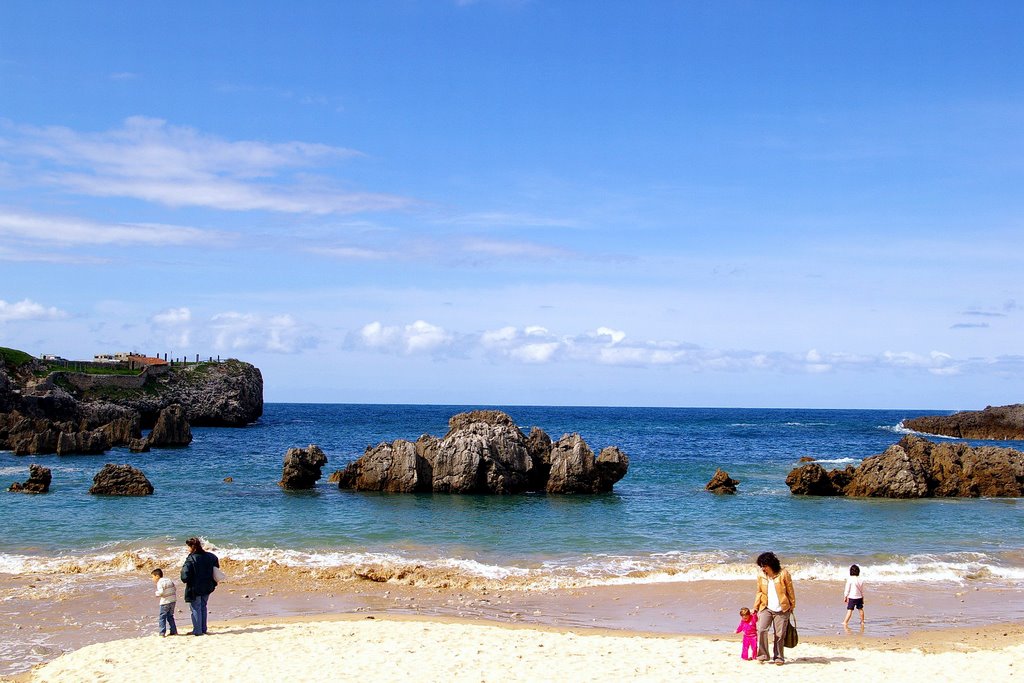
[879,422,958,439]
[2,544,1022,591]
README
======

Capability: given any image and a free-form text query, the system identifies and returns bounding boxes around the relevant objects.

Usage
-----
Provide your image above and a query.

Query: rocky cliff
[902,404,1024,441]
[58,359,263,427]
[0,348,262,455]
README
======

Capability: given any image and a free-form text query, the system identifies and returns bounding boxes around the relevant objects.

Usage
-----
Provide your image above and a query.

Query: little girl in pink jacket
[736,607,758,660]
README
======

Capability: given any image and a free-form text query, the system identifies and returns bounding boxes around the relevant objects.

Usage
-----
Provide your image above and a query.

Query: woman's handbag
[213,566,227,583]
[784,612,798,648]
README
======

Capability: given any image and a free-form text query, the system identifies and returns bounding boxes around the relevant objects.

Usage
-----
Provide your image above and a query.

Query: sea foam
[3,545,1021,590]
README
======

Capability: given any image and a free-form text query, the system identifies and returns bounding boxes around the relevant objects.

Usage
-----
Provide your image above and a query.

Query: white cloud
[481,326,518,346]
[0,298,66,323]
[804,348,831,373]
[6,117,412,215]
[307,245,393,260]
[510,342,560,363]
[150,307,191,326]
[444,212,580,229]
[357,320,454,355]
[880,350,958,374]
[354,320,1021,379]
[0,244,110,264]
[597,346,654,366]
[461,238,568,259]
[594,326,626,344]
[405,320,451,353]
[210,311,315,354]
[0,209,214,246]
[150,307,192,348]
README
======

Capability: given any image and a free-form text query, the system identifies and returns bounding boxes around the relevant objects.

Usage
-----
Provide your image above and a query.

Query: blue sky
[0,1,1021,409]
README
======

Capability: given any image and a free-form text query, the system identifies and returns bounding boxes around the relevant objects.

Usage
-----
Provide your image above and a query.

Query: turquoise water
[2,404,1022,586]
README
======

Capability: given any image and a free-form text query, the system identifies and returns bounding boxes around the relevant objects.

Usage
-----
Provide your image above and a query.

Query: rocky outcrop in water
[0,408,141,455]
[903,404,1024,441]
[147,404,192,448]
[279,444,329,490]
[705,468,739,494]
[336,439,428,492]
[786,435,1024,498]
[89,463,154,496]
[336,410,629,494]
[785,462,855,496]
[8,464,52,493]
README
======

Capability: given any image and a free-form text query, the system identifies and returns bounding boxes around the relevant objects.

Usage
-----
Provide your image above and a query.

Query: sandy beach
[13,614,1023,683]
[4,567,1023,682]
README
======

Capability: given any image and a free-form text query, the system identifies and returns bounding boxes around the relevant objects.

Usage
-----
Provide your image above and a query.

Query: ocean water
[2,404,1023,588]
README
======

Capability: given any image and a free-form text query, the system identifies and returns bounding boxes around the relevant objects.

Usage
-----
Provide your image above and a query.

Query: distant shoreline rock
[786,435,1024,498]
[902,404,1024,441]
[335,409,629,495]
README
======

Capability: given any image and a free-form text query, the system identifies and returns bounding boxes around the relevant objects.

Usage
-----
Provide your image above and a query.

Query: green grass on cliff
[0,347,34,368]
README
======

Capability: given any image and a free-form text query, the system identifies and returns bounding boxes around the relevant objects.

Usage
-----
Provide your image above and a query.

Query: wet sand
[2,563,1022,678]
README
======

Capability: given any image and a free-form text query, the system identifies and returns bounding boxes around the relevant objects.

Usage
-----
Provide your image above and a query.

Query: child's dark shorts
[846,597,864,610]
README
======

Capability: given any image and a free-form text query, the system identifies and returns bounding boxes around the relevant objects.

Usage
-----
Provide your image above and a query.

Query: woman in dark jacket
[180,537,220,636]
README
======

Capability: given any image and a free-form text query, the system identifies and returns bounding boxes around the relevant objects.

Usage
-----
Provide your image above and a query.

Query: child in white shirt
[151,568,178,636]
[842,564,866,628]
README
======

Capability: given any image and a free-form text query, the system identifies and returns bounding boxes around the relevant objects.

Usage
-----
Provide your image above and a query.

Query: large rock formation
[335,439,431,492]
[705,468,739,494]
[434,411,534,493]
[786,435,1024,498]
[279,444,329,490]
[147,404,192,447]
[545,436,629,493]
[0,347,261,455]
[337,410,629,494]
[0,407,141,455]
[8,464,52,493]
[89,463,154,496]
[903,404,1024,441]
[64,359,263,427]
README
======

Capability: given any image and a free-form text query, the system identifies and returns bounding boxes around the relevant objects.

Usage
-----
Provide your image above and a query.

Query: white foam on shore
[3,545,1022,590]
